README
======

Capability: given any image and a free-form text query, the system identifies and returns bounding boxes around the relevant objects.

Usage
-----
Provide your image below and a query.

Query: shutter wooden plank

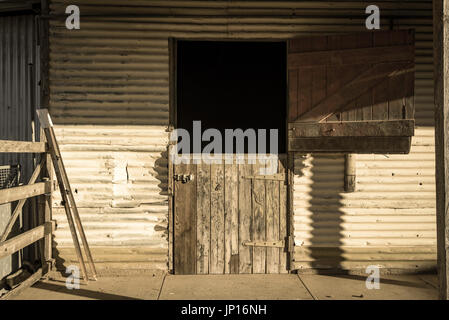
[210,162,225,274]
[252,161,266,274]
[312,66,327,108]
[298,67,312,116]
[288,120,414,137]
[288,45,414,68]
[297,61,413,122]
[360,90,373,120]
[404,71,415,119]
[196,161,210,274]
[288,69,299,122]
[289,136,412,153]
[372,78,390,120]
[239,161,253,273]
[174,162,197,274]
[224,161,238,274]
[388,73,406,119]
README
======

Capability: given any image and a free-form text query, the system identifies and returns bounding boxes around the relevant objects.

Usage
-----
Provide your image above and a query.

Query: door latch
[174,174,194,183]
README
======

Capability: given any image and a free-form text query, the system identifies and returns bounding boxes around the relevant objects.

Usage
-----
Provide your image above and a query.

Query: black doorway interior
[176,41,287,153]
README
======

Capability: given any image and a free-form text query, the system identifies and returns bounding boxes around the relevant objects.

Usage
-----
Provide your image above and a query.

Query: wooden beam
[344,154,356,192]
[433,0,449,300]
[288,136,412,154]
[0,268,44,300]
[0,222,54,259]
[289,120,415,137]
[0,160,43,241]
[0,181,52,205]
[288,45,414,68]
[0,140,47,153]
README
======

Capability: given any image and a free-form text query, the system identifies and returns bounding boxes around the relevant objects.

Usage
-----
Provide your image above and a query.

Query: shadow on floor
[31,282,140,300]
[323,274,430,289]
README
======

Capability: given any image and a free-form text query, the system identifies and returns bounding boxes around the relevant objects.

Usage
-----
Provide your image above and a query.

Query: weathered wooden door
[173,155,290,274]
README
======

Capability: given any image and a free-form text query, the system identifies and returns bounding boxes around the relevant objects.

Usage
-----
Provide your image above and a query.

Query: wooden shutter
[288,30,415,153]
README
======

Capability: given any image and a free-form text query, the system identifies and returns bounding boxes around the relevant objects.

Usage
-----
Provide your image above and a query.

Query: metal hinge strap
[241,173,286,181]
[243,240,285,248]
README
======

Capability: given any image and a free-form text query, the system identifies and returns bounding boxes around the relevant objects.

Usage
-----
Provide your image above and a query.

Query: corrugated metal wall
[48,0,436,272]
[0,14,40,278]
[0,14,39,181]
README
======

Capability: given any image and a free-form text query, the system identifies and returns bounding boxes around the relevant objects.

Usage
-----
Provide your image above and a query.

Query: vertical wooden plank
[174,162,197,274]
[196,161,210,274]
[404,70,415,119]
[266,176,280,273]
[224,160,239,274]
[279,157,288,273]
[298,67,312,116]
[388,74,405,119]
[252,161,266,274]
[43,132,53,271]
[38,2,51,275]
[311,66,326,108]
[433,0,449,300]
[167,144,174,273]
[238,160,253,273]
[288,69,299,122]
[326,65,341,121]
[210,161,225,274]
[372,79,390,120]
[373,31,391,120]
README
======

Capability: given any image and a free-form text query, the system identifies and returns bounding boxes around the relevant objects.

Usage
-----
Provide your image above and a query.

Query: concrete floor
[9,271,439,300]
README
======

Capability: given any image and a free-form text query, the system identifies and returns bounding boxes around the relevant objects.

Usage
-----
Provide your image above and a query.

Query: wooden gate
[172,155,290,274]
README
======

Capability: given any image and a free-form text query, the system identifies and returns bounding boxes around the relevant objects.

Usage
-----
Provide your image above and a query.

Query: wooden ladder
[37,109,97,282]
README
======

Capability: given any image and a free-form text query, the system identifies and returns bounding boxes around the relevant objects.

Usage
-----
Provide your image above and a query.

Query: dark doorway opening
[176,41,287,153]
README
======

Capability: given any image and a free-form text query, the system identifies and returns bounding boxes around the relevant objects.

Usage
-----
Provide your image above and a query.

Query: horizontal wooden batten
[289,120,415,137]
[0,222,54,259]
[0,181,52,205]
[288,136,412,154]
[0,140,47,153]
[288,45,414,68]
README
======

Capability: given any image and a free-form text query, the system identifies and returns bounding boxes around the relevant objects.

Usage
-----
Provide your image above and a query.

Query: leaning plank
[288,120,415,137]
[288,45,414,68]
[0,222,53,259]
[0,181,52,205]
[0,268,44,300]
[0,140,47,153]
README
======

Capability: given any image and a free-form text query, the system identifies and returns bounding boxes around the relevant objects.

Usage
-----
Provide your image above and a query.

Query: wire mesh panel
[0,165,20,189]
[0,165,21,284]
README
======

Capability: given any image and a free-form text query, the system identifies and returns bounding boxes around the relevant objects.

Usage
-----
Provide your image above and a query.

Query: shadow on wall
[295,153,346,275]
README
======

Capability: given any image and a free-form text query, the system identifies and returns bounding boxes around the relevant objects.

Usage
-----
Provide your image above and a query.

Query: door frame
[167,38,294,274]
